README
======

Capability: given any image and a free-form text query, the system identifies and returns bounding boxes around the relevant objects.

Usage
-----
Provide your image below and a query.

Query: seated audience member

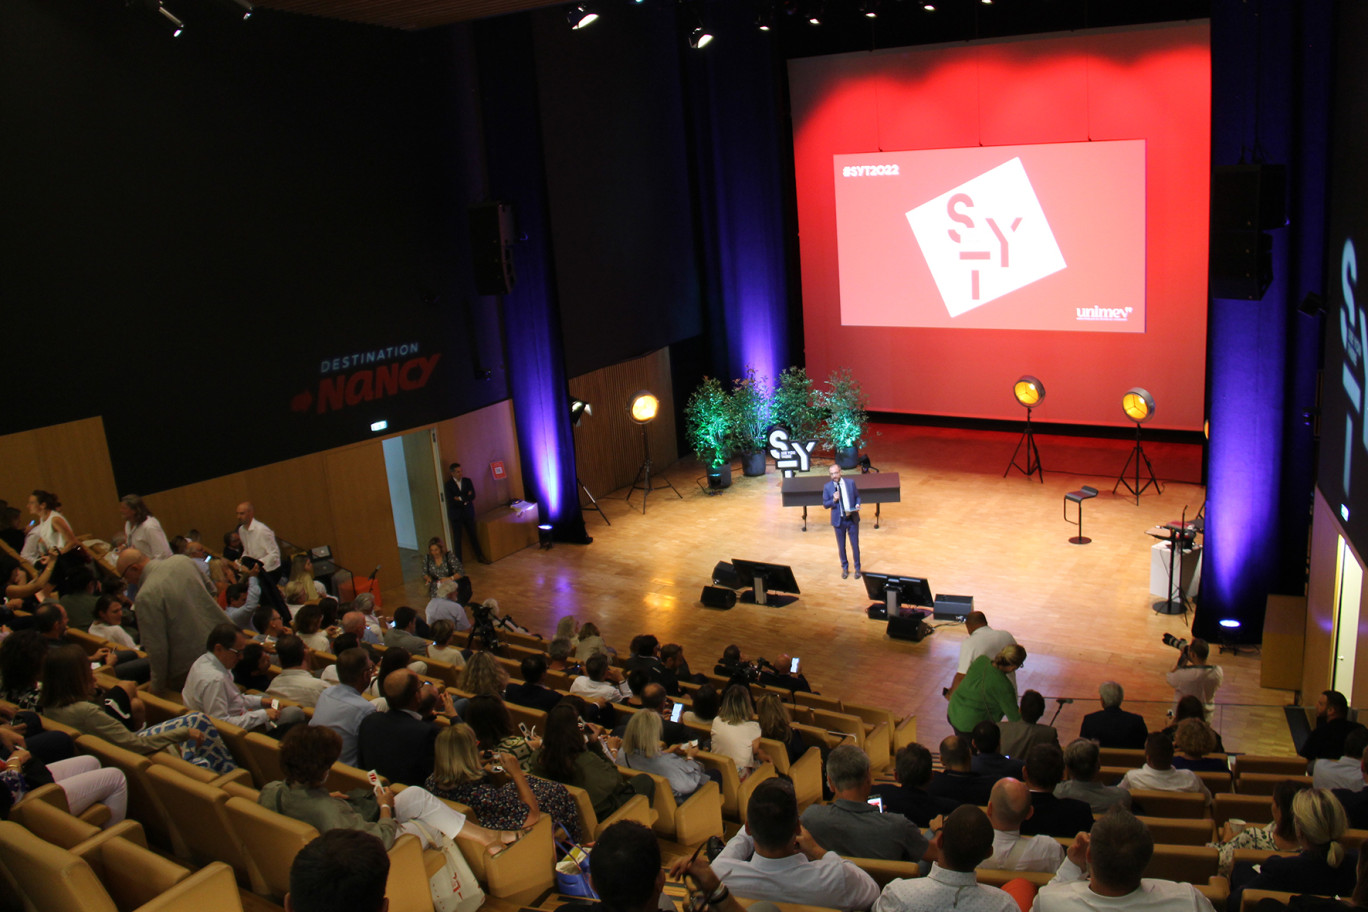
[41,643,237,774]
[756,692,809,766]
[1301,690,1367,762]
[1055,738,1132,814]
[260,724,524,854]
[1,745,128,830]
[1079,680,1149,749]
[426,619,466,669]
[310,647,378,767]
[426,722,583,842]
[570,821,747,912]
[341,606,382,646]
[711,684,765,774]
[872,743,960,828]
[1210,779,1301,877]
[1119,732,1213,800]
[981,777,1064,872]
[88,594,137,650]
[874,805,1018,912]
[382,605,430,655]
[357,668,460,785]
[1021,743,1095,837]
[1228,788,1358,912]
[183,622,306,734]
[971,721,1025,781]
[1162,694,1228,753]
[266,635,329,708]
[999,689,1060,761]
[1317,726,1368,793]
[659,643,701,694]
[57,564,99,629]
[364,646,418,704]
[712,778,880,911]
[1172,716,1229,773]
[1034,808,1217,912]
[682,683,720,727]
[927,735,994,807]
[530,703,653,820]
[505,654,563,713]
[574,621,611,661]
[232,641,274,692]
[224,581,253,627]
[621,709,718,802]
[251,604,287,643]
[801,744,933,862]
[0,629,47,710]
[424,582,470,632]
[1335,756,1368,829]
[630,683,690,745]
[459,651,510,698]
[624,634,664,680]
[292,603,330,653]
[465,694,540,772]
[621,668,651,708]
[555,616,580,648]
[547,636,581,676]
[570,653,625,706]
[284,830,389,912]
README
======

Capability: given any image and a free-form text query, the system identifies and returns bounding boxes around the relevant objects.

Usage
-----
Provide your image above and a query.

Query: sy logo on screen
[905,157,1066,318]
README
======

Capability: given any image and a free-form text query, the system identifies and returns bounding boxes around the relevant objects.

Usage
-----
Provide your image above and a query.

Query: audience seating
[1195,770,1233,794]
[1213,793,1274,828]
[1143,845,1219,884]
[18,779,111,827]
[1098,748,1146,768]
[1136,815,1217,846]
[0,821,143,912]
[1233,756,1308,779]
[1127,789,1209,819]
[76,734,186,856]
[1237,772,1312,795]
[127,863,244,912]
[80,832,197,911]
[692,750,776,823]
[842,856,921,888]
[1238,890,1297,912]
[7,790,145,854]
[222,794,320,900]
[621,766,724,845]
[561,779,656,839]
[145,764,259,889]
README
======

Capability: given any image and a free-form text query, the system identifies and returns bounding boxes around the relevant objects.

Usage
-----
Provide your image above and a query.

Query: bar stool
[1064,485,1099,544]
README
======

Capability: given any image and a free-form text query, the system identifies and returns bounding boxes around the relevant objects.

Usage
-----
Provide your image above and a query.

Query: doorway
[1332,535,1364,697]
[381,428,451,587]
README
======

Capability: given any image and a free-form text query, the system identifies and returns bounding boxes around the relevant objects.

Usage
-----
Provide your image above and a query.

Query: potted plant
[684,376,734,488]
[818,367,869,469]
[771,366,821,445]
[730,367,772,476]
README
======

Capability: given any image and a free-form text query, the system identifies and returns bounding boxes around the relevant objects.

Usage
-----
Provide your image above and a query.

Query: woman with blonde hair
[1172,717,1227,772]
[288,553,327,599]
[425,723,581,841]
[459,651,509,697]
[1209,779,1300,877]
[555,616,580,647]
[575,622,610,661]
[710,685,767,774]
[621,709,715,801]
[1230,788,1357,907]
[947,643,1026,736]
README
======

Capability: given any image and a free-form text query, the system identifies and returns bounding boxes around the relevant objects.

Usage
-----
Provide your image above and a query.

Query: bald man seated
[355,668,459,785]
[979,778,1064,873]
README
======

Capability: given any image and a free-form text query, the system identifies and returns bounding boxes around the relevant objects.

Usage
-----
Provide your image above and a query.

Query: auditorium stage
[387,422,1298,757]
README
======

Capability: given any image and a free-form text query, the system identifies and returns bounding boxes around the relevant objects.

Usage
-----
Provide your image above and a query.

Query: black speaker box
[933,594,973,621]
[469,201,516,295]
[712,561,742,589]
[887,610,932,641]
[1210,230,1273,300]
[1211,164,1286,232]
[866,604,888,620]
[700,586,737,610]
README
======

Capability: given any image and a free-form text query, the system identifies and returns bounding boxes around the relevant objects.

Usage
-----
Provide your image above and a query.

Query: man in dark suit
[927,735,994,807]
[505,654,562,713]
[1300,690,1367,761]
[356,669,459,785]
[971,721,1025,782]
[1019,743,1095,837]
[872,742,960,827]
[1079,681,1149,749]
[444,462,489,565]
[821,463,861,580]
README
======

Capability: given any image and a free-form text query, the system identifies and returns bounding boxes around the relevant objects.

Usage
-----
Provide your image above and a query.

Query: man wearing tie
[822,463,861,579]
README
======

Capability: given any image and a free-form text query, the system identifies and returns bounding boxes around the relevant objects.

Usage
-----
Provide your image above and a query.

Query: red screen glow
[790,24,1211,429]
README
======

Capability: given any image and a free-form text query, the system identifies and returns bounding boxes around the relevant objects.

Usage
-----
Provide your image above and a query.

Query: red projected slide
[834,141,1146,332]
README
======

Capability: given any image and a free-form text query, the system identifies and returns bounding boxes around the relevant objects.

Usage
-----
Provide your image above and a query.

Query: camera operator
[1164,637,1222,721]
[714,645,812,693]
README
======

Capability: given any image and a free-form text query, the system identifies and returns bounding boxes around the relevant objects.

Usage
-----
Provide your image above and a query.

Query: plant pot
[741,451,767,476]
[834,446,860,470]
[707,463,734,488]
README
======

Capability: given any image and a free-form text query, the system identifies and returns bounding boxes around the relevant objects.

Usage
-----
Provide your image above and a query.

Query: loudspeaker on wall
[469,201,516,295]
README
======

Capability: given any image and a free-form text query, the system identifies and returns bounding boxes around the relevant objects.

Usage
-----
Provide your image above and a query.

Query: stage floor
[385,422,1299,757]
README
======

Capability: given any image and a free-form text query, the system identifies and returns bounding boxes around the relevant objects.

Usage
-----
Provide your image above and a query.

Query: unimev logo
[1076,306,1133,322]
[905,157,1066,318]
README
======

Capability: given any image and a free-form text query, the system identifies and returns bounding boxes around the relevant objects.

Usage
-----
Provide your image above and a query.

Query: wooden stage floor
[385,423,1299,758]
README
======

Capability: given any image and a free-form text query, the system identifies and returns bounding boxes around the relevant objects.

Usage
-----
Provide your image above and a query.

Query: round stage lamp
[629,390,659,424]
[1013,376,1044,410]
[1122,388,1156,424]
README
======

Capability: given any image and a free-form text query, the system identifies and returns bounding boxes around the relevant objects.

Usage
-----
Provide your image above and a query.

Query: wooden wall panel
[0,417,119,541]
[433,400,524,515]
[146,474,248,549]
[568,348,679,501]
[243,456,336,554]
[325,443,401,583]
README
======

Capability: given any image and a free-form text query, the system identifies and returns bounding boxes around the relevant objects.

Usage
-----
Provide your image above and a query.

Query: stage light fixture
[629,390,659,424]
[755,3,775,30]
[1005,375,1044,482]
[689,25,713,47]
[569,398,593,427]
[1012,375,1044,409]
[566,3,598,30]
[538,523,554,550]
[808,2,823,25]
[1121,387,1155,424]
[922,2,936,10]
[859,0,879,17]
[226,0,254,19]
[157,3,186,36]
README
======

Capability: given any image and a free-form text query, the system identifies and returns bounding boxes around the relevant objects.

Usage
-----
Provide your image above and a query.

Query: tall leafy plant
[818,367,869,450]
[684,376,733,470]
[730,367,772,453]
[771,366,821,442]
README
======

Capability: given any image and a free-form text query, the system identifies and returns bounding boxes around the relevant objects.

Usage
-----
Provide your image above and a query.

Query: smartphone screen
[790,657,800,674]
[670,702,684,723]
[867,796,883,811]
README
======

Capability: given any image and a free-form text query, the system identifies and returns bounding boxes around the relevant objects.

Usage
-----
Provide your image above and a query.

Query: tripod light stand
[568,397,609,526]
[1114,387,1162,504]
[1004,375,1045,483]
[625,389,681,514]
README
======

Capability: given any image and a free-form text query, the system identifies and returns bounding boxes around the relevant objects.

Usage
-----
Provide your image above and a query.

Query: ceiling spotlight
[227,0,253,18]
[859,0,879,17]
[569,398,593,427]
[922,2,936,9]
[1121,387,1156,424]
[629,390,660,424]
[566,3,598,29]
[755,4,775,30]
[807,1,823,25]
[689,26,713,48]
[157,3,185,36]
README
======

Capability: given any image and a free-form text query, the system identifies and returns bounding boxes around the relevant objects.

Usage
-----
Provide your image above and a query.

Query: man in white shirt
[183,622,304,732]
[947,612,1018,697]
[713,778,880,911]
[875,806,1019,912]
[236,501,281,575]
[1118,733,1211,800]
[1034,808,1215,912]
[1313,727,1368,792]
[571,653,628,705]
[980,777,1065,872]
[266,635,330,708]
[1165,639,1223,720]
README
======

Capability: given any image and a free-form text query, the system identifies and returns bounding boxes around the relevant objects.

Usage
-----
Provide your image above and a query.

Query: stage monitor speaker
[1211,164,1286,232]
[712,561,742,590]
[469,201,516,295]
[1210,230,1272,300]
[887,610,932,642]
[700,586,737,610]
[933,594,974,621]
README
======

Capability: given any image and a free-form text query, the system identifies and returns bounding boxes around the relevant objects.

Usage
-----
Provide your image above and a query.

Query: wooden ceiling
[253,0,562,30]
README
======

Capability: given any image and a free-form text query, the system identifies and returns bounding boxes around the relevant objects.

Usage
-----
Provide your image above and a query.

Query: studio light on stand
[1114,387,1162,504]
[626,390,682,514]
[566,3,598,29]
[538,524,554,550]
[1003,375,1045,483]
[568,397,609,526]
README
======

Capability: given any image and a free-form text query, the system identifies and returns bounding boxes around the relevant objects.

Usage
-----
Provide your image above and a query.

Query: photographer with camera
[1162,634,1223,721]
